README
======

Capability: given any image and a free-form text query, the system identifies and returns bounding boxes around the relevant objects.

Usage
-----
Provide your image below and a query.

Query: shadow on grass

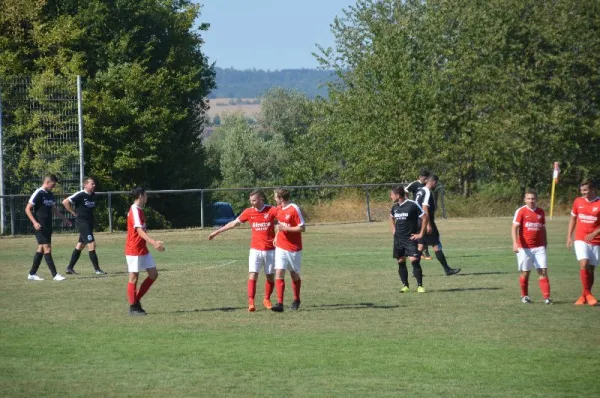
[456,271,509,276]
[174,307,243,313]
[434,287,503,293]
[307,302,401,311]
[74,268,173,280]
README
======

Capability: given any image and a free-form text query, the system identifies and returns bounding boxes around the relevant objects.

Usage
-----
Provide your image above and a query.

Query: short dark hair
[132,186,146,199]
[581,179,595,189]
[274,188,290,201]
[427,174,439,182]
[419,168,431,178]
[249,189,266,201]
[44,174,58,183]
[83,176,96,185]
[525,189,537,198]
[392,186,406,198]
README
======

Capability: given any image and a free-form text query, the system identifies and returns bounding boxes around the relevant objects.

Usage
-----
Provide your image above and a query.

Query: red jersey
[125,204,149,256]
[237,205,279,250]
[572,196,600,245]
[513,206,546,248]
[275,203,305,252]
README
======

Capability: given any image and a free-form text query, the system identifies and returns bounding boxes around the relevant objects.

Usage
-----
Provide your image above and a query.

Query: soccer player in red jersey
[125,187,165,316]
[208,189,279,312]
[511,189,552,304]
[271,188,306,312]
[567,179,600,306]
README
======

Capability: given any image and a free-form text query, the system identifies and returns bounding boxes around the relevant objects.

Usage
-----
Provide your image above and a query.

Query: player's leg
[289,251,302,310]
[429,223,460,275]
[126,256,144,315]
[532,247,551,303]
[66,240,85,274]
[422,245,432,260]
[574,241,597,305]
[28,240,45,280]
[41,240,63,281]
[272,248,287,312]
[247,250,261,311]
[135,255,158,313]
[263,250,275,309]
[395,239,409,291]
[517,249,532,302]
[84,225,104,274]
[406,240,424,292]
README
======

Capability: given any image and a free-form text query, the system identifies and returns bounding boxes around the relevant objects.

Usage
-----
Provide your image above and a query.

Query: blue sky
[196,1,355,70]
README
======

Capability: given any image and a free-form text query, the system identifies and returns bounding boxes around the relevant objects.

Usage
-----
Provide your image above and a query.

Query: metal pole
[440,185,447,219]
[200,190,204,228]
[77,75,84,189]
[365,188,372,222]
[108,193,113,233]
[0,86,4,235]
[10,196,15,236]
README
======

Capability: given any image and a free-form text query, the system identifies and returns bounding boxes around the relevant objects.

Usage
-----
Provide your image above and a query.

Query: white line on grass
[196,259,237,270]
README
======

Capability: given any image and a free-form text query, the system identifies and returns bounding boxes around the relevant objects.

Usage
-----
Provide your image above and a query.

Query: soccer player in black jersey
[405,168,433,260]
[25,174,72,281]
[415,175,461,276]
[62,177,106,275]
[390,186,428,293]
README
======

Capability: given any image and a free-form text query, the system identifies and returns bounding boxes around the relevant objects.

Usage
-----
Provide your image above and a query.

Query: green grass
[1,217,599,397]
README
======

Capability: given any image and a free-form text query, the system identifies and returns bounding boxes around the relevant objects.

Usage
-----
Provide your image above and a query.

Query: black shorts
[77,221,95,244]
[418,221,441,246]
[35,228,52,245]
[393,237,421,259]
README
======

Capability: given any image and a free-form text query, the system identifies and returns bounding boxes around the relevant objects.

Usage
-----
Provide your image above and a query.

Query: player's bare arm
[566,214,577,247]
[389,215,395,235]
[62,198,78,217]
[585,226,600,243]
[208,219,241,240]
[411,214,428,240]
[25,203,41,230]
[275,224,305,233]
[511,223,520,253]
[422,204,432,233]
[135,227,165,252]
[52,205,72,227]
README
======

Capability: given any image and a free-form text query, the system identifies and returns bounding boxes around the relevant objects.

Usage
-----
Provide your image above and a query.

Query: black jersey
[28,188,55,228]
[390,199,425,238]
[405,180,424,199]
[415,186,436,221]
[67,190,96,223]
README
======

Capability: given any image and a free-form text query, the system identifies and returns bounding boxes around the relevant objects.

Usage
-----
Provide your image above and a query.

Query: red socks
[519,276,528,297]
[265,280,274,299]
[136,277,155,302]
[292,278,302,301]
[247,279,257,299]
[127,282,137,305]
[539,277,550,299]
[580,269,591,295]
[276,279,285,304]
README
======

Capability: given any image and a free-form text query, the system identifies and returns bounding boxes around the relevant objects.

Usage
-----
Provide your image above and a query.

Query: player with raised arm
[271,188,305,312]
[62,177,106,275]
[125,187,165,316]
[25,174,72,281]
[208,189,279,312]
[405,168,432,259]
[511,189,551,304]
[415,175,461,276]
[567,179,600,306]
[390,186,428,293]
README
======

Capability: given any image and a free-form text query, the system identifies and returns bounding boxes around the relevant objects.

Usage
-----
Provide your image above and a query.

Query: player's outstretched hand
[513,243,519,253]
[153,240,165,252]
[410,233,422,241]
[566,237,573,248]
[208,232,218,240]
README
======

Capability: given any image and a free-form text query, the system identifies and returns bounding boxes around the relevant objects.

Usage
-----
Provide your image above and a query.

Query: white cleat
[521,296,531,303]
[53,273,66,281]
[28,274,44,281]
[544,298,553,305]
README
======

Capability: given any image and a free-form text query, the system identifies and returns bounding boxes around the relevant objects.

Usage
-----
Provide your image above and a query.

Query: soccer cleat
[585,294,598,306]
[129,304,146,316]
[574,296,587,305]
[28,274,44,281]
[417,286,426,293]
[423,255,433,260]
[53,273,66,281]
[400,286,410,293]
[445,267,461,276]
[248,299,256,312]
[65,268,77,275]
[521,296,531,303]
[544,298,553,305]
[135,302,147,315]
[95,269,107,275]
[262,298,273,310]
[271,303,284,312]
[290,300,301,311]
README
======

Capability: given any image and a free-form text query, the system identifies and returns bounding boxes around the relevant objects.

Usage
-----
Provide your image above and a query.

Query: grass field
[1,217,599,397]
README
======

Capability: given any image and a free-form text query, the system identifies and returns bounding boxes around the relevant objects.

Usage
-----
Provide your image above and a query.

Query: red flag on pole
[553,162,560,183]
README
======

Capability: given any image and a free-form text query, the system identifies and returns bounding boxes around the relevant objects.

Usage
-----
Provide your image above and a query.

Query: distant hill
[209,67,333,99]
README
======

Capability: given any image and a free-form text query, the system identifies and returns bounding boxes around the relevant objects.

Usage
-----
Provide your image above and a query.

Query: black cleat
[129,304,146,316]
[290,300,301,311]
[445,267,461,276]
[65,268,77,275]
[271,303,284,312]
[135,302,147,314]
